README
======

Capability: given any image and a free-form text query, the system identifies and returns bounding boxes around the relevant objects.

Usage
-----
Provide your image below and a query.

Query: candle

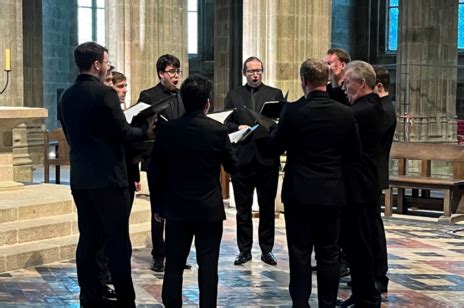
[5,49,10,71]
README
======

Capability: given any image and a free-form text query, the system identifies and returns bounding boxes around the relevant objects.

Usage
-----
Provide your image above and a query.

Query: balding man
[338,60,383,307]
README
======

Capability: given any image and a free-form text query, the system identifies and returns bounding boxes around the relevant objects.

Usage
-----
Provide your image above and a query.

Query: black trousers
[370,193,389,285]
[231,160,278,254]
[162,220,223,308]
[151,216,165,259]
[340,205,381,307]
[285,205,341,308]
[72,188,135,306]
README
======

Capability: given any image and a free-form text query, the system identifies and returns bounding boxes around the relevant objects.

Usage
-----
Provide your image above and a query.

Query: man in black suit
[58,42,155,307]
[148,74,238,307]
[224,56,284,266]
[136,54,188,272]
[338,61,383,307]
[372,65,397,293]
[270,59,361,307]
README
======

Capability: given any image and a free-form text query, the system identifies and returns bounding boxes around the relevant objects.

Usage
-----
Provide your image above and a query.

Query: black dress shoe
[184,263,192,270]
[234,252,252,265]
[261,251,277,265]
[151,258,165,272]
[336,296,354,307]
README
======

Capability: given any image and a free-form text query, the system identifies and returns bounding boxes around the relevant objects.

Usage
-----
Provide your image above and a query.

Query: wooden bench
[43,128,70,184]
[384,142,464,223]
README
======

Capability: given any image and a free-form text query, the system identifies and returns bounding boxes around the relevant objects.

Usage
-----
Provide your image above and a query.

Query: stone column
[107,0,188,106]
[242,0,332,101]
[396,0,458,142]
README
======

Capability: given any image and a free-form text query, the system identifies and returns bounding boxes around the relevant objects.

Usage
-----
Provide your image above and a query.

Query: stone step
[0,201,151,246]
[0,184,74,223]
[0,221,151,272]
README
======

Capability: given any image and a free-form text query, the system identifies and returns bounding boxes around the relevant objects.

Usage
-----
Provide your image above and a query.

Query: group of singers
[58,41,396,308]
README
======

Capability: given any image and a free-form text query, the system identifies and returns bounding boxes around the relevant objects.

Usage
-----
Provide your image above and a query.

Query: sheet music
[228,124,259,143]
[124,102,151,124]
[207,110,234,124]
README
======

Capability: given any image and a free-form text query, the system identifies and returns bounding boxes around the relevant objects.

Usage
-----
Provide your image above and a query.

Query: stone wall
[42,0,78,130]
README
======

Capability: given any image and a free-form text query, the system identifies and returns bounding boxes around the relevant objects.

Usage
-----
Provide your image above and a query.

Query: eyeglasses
[164,69,182,76]
[245,69,263,75]
[102,60,112,67]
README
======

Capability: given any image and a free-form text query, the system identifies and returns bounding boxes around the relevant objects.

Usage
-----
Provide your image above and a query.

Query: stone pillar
[0,1,24,107]
[242,0,332,101]
[396,0,458,142]
[107,0,188,106]
[214,0,243,111]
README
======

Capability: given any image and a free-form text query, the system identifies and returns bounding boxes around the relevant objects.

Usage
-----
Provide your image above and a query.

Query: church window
[78,0,106,46]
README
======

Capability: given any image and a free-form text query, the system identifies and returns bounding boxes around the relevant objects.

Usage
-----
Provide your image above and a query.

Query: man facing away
[136,54,189,272]
[338,60,383,307]
[58,41,156,307]
[325,48,351,106]
[148,74,238,307]
[371,65,397,293]
[224,56,284,266]
[270,59,361,308]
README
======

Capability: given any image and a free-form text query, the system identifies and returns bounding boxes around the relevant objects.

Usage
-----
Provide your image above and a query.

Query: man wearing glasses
[224,56,284,266]
[136,54,189,273]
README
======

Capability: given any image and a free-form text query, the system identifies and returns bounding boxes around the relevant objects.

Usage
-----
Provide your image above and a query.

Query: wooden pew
[43,128,70,184]
[384,142,464,223]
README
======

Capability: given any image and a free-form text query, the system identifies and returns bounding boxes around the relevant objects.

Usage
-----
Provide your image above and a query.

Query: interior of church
[0,0,464,306]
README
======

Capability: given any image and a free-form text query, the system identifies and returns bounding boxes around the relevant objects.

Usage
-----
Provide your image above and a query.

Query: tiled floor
[1,201,464,307]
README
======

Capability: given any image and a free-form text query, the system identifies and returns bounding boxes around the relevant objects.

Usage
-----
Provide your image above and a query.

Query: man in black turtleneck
[224,56,284,266]
[137,54,189,273]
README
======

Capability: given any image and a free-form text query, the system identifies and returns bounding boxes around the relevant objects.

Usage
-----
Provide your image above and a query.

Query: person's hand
[134,181,141,192]
[238,125,250,130]
[147,114,157,139]
[154,213,164,223]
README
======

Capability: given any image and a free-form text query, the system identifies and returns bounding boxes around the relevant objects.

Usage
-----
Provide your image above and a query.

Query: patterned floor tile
[0,207,464,306]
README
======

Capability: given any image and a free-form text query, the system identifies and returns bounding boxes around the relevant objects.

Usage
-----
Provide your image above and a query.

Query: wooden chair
[43,128,70,184]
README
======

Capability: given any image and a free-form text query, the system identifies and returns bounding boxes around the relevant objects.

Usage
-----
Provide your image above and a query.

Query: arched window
[78,0,105,45]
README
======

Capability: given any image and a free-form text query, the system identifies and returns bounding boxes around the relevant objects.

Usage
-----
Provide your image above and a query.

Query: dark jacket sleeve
[221,128,239,174]
[103,89,148,143]
[148,130,165,216]
[224,92,239,132]
[269,103,289,156]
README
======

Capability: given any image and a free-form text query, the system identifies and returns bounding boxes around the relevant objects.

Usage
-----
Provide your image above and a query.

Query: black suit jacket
[148,111,238,222]
[137,82,185,171]
[379,95,397,189]
[270,91,361,207]
[137,82,185,120]
[224,83,284,167]
[58,74,148,190]
[343,92,384,205]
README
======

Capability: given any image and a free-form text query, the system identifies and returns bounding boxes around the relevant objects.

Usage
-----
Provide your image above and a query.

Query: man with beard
[337,60,383,307]
[224,56,284,266]
[58,42,156,306]
[137,54,190,273]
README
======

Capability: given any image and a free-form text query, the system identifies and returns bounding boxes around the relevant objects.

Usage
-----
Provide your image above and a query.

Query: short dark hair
[180,74,212,113]
[373,65,390,91]
[300,58,329,87]
[112,71,126,84]
[327,48,351,64]
[242,56,263,74]
[156,54,180,77]
[74,42,108,71]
